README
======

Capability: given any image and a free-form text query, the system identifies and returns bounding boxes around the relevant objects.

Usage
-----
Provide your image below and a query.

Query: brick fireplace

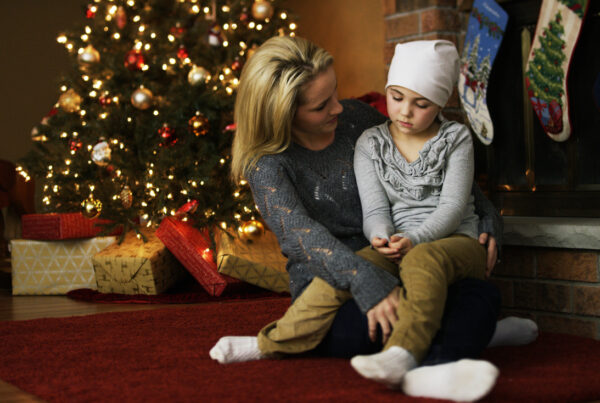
[382,0,600,339]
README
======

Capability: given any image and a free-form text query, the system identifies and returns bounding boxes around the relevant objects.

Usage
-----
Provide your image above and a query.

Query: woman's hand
[478,233,498,277]
[366,286,401,344]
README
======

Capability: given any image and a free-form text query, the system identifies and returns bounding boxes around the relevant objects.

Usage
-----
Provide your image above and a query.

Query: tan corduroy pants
[257,235,486,362]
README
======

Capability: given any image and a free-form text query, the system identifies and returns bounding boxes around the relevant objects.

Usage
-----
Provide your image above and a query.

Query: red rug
[1,297,599,403]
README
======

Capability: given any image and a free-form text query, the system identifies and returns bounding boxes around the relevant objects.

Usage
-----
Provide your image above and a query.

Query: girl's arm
[247,155,399,314]
[354,131,396,244]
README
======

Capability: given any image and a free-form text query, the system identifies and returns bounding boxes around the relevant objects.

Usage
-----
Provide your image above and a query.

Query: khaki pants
[257,235,486,363]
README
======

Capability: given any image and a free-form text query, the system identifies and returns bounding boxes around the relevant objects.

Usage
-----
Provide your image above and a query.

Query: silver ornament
[78,45,101,65]
[91,140,111,166]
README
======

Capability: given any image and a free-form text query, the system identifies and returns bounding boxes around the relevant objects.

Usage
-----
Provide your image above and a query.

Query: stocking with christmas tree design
[459,0,508,145]
[525,0,589,141]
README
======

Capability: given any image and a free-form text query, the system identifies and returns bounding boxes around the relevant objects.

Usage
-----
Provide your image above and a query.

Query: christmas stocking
[459,0,508,145]
[525,0,590,142]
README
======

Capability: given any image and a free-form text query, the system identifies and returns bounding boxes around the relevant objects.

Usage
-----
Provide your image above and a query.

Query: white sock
[488,316,539,348]
[209,336,265,364]
[402,359,499,402]
[350,346,417,387]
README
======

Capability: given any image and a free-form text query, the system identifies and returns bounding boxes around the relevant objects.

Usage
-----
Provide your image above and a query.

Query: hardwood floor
[0,270,186,402]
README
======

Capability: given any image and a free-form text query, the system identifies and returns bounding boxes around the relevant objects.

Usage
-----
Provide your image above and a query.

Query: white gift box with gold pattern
[10,237,116,295]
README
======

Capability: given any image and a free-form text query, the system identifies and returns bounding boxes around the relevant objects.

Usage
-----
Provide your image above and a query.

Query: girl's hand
[366,286,400,344]
[371,237,403,261]
[389,236,413,257]
[478,233,498,277]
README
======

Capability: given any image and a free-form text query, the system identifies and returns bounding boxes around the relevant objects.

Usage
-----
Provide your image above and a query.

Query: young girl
[350,39,495,390]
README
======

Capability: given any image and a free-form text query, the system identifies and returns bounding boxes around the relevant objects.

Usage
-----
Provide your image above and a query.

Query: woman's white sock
[402,359,499,402]
[488,316,539,347]
[350,346,417,386]
[209,336,265,364]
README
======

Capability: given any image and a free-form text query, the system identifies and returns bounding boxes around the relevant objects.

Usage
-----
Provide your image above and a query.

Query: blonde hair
[230,36,333,181]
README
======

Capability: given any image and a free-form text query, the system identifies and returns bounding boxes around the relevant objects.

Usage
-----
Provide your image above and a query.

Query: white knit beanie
[386,40,459,107]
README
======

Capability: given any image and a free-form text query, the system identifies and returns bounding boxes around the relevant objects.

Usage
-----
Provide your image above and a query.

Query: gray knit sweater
[247,99,502,313]
[354,119,479,245]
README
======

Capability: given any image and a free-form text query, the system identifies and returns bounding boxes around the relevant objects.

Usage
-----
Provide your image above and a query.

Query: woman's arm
[247,156,399,313]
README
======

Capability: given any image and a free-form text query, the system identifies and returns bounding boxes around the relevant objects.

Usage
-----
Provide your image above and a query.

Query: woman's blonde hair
[230,36,333,181]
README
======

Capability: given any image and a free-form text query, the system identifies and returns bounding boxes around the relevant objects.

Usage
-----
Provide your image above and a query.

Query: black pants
[313,278,500,365]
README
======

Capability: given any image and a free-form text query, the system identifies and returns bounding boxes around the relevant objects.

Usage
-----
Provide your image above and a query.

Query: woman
[211,36,536,401]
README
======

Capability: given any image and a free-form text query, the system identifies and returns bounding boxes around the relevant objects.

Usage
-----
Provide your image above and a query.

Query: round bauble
[251,1,274,20]
[131,87,153,110]
[91,140,111,166]
[81,196,102,219]
[58,89,83,113]
[238,220,265,242]
[78,45,100,66]
[188,65,210,86]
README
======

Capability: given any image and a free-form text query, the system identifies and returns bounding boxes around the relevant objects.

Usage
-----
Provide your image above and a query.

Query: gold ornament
[120,185,133,208]
[238,220,265,242]
[77,45,101,66]
[251,1,274,20]
[131,87,153,110]
[81,196,102,219]
[189,112,209,136]
[188,65,210,86]
[58,89,82,113]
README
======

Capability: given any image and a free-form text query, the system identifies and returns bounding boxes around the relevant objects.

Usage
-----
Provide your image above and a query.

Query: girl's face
[386,86,441,137]
[292,65,344,148]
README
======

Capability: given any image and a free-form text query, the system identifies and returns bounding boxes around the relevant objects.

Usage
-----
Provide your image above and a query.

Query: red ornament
[231,60,242,71]
[99,95,112,106]
[176,200,199,217]
[158,125,178,146]
[177,46,189,60]
[170,26,186,37]
[224,122,237,132]
[124,50,145,70]
[69,139,83,151]
[86,5,96,19]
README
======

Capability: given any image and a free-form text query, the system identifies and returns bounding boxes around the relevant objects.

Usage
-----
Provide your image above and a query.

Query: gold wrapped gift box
[216,230,289,293]
[11,237,117,295]
[92,230,185,295]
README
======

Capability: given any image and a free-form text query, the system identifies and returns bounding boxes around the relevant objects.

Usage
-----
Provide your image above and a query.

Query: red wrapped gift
[156,217,239,296]
[21,213,120,240]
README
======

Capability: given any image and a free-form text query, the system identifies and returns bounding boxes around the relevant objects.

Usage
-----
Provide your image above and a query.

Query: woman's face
[292,65,343,148]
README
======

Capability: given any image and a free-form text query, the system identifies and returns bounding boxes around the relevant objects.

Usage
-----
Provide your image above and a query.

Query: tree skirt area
[1,297,599,402]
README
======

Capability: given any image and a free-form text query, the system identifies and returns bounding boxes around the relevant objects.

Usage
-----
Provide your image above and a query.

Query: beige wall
[285,0,386,100]
[0,1,85,163]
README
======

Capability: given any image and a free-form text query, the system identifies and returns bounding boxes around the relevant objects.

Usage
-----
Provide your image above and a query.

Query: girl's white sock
[209,336,265,364]
[488,316,539,347]
[402,359,499,402]
[350,346,417,386]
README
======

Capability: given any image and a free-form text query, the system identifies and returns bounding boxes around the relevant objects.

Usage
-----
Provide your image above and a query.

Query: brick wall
[382,0,600,340]
[492,247,600,339]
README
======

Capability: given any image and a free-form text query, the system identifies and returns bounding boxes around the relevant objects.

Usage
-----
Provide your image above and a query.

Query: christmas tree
[526,11,566,134]
[17,0,298,237]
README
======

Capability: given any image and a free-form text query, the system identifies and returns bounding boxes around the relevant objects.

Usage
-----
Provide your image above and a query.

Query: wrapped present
[216,230,289,293]
[11,237,116,295]
[92,230,186,295]
[156,217,239,296]
[21,213,120,240]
